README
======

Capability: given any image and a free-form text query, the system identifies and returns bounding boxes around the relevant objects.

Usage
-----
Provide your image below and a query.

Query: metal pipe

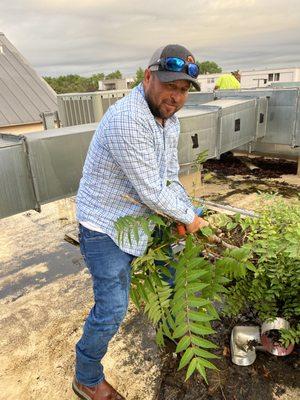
[195,198,258,218]
[231,326,261,366]
[261,317,294,356]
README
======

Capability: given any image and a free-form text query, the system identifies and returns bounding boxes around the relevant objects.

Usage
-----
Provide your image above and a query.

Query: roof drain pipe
[230,326,261,366]
[195,198,258,218]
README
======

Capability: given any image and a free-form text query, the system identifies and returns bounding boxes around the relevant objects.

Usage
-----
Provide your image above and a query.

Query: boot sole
[72,379,92,400]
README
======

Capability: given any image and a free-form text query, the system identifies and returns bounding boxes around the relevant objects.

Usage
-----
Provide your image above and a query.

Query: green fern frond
[169,235,222,381]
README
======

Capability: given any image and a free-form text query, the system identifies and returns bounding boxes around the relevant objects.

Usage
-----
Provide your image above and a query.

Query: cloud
[1,0,299,76]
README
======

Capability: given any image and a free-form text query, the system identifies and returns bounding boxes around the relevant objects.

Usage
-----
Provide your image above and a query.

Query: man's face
[143,70,190,120]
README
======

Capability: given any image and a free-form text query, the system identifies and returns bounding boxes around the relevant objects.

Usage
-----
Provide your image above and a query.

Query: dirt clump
[204,153,298,179]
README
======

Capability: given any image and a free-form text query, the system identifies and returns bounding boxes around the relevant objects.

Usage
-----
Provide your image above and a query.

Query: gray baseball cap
[148,44,200,91]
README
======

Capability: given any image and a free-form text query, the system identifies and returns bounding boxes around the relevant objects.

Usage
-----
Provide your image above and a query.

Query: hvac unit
[57,90,131,127]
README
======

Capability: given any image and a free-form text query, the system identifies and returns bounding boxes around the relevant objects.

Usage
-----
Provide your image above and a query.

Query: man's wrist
[180,208,195,225]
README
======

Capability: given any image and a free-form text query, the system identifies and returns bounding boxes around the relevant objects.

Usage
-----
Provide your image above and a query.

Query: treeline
[44,70,122,94]
[44,61,222,94]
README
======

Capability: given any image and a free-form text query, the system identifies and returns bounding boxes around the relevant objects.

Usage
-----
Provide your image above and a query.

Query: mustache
[164,100,177,106]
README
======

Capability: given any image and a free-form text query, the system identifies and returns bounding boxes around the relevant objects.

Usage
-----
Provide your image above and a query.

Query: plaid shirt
[76,84,195,256]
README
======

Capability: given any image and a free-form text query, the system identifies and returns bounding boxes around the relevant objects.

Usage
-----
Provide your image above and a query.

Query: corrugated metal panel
[57,95,95,126]
[0,33,57,127]
[57,90,130,127]
[0,135,37,218]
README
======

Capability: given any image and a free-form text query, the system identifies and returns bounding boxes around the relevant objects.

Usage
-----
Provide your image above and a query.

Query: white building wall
[197,67,300,91]
[294,68,300,81]
[98,78,134,91]
[197,73,223,92]
[241,67,299,88]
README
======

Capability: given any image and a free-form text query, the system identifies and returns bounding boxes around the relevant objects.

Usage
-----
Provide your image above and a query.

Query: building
[197,73,223,92]
[0,33,57,134]
[241,67,300,88]
[98,78,134,91]
[197,67,300,92]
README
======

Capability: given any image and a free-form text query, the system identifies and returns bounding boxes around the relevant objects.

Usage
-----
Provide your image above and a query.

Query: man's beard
[145,92,175,120]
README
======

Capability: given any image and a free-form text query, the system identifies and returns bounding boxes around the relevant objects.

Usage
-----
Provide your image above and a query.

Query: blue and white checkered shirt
[76,84,195,256]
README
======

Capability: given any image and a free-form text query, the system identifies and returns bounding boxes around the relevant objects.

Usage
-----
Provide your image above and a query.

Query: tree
[86,73,105,91]
[196,61,222,75]
[44,75,88,94]
[105,70,122,80]
[44,74,102,94]
[44,72,119,94]
[131,67,145,88]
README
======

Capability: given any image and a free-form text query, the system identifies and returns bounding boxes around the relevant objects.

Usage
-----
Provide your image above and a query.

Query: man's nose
[170,90,181,103]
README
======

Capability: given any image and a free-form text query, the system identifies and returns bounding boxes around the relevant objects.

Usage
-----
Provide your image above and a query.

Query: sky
[1,0,300,77]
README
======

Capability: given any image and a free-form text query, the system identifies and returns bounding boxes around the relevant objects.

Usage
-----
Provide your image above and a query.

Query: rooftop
[0,33,57,128]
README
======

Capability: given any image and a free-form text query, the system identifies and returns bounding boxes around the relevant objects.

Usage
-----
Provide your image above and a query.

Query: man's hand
[186,215,209,233]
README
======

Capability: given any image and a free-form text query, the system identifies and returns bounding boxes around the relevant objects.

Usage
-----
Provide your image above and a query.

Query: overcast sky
[1,0,300,77]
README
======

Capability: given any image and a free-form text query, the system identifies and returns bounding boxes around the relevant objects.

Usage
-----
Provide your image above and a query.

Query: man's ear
[143,68,151,85]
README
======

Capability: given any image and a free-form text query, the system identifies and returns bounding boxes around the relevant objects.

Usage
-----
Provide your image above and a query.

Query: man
[73,44,208,400]
[214,70,241,90]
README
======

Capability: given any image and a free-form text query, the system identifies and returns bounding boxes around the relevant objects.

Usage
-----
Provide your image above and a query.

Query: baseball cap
[148,44,200,91]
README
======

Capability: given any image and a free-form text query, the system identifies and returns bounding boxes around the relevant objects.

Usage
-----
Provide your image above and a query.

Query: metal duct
[0,96,269,219]
[178,96,268,164]
[0,124,97,219]
[0,134,37,218]
[216,88,300,150]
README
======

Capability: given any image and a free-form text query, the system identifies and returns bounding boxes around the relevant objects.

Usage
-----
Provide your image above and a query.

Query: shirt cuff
[180,207,195,225]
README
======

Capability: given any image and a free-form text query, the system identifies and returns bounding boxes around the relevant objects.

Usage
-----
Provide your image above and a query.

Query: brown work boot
[72,377,125,400]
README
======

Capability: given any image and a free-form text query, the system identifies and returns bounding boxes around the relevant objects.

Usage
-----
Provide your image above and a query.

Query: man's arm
[107,113,196,225]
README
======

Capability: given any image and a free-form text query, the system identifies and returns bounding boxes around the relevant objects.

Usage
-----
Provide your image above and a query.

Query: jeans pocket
[83,235,111,263]
[79,234,86,258]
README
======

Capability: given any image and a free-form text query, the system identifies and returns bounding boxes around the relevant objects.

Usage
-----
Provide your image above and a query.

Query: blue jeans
[76,224,134,386]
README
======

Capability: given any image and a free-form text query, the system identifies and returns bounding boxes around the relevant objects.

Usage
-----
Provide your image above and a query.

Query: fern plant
[116,194,300,382]
[280,323,300,347]
[219,197,300,346]
[115,212,238,382]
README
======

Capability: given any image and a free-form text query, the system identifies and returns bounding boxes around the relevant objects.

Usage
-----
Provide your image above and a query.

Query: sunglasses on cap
[149,57,199,79]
